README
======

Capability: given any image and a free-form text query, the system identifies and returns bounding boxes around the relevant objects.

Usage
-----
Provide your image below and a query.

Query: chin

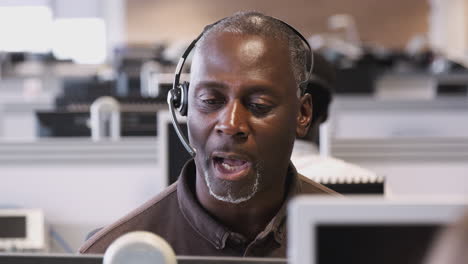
[204,165,262,204]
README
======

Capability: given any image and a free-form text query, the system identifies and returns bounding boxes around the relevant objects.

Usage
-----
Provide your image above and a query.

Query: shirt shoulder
[79,182,179,254]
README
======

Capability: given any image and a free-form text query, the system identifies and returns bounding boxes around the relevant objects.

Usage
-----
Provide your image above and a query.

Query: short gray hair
[195,11,310,93]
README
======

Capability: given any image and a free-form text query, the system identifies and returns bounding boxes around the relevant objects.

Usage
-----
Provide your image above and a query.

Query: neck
[195,171,288,240]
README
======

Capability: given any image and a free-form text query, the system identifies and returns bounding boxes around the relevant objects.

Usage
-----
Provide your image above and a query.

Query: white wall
[0,138,163,252]
[428,0,468,63]
[1,164,161,252]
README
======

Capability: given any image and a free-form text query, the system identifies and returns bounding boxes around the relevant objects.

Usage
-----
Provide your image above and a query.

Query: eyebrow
[247,86,278,96]
[194,80,280,96]
[194,81,228,91]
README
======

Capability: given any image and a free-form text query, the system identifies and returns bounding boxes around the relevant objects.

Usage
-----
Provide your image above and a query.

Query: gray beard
[204,162,263,204]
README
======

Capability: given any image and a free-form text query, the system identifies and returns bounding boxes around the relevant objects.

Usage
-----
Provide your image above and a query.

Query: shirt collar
[177,160,303,249]
[258,164,302,244]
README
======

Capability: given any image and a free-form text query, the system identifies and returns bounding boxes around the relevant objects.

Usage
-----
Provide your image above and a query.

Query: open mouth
[212,155,252,181]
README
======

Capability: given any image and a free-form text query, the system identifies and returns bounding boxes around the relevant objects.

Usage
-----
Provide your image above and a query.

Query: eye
[202,98,224,105]
[248,103,273,115]
[196,95,225,112]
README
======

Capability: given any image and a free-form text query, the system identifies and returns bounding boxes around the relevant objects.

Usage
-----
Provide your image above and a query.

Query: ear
[296,93,313,138]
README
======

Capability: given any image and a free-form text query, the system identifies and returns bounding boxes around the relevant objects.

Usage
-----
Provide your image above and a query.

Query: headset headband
[173,16,315,93]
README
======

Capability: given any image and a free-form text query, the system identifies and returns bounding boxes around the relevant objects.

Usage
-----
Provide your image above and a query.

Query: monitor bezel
[287,196,468,264]
[0,253,286,264]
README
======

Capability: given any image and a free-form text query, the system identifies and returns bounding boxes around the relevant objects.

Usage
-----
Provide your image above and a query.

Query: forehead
[190,32,296,89]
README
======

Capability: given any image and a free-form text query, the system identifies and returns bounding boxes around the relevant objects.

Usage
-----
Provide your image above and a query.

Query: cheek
[187,112,215,151]
[187,115,209,169]
[187,115,202,146]
[255,110,297,157]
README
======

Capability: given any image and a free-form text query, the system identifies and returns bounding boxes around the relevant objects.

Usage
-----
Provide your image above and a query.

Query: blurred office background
[0,0,467,254]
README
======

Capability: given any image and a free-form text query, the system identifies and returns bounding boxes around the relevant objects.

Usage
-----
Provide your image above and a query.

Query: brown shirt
[79,160,336,257]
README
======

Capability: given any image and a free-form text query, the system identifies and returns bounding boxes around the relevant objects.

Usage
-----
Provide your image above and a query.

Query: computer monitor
[0,253,286,264]
[158,110,191,186]
[0,209,46,252]
[0,253,102,264]
[288,196,468,264]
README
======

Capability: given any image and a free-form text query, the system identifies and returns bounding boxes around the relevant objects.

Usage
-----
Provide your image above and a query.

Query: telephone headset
[167,15,330,158]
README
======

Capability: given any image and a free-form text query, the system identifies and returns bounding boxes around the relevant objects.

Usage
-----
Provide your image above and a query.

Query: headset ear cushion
[178,81,189,116]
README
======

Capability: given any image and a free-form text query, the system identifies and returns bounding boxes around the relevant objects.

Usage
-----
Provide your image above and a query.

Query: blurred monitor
[437,83,468,95]
[321,182,384,195]
[158,111,191,186]
[335,67,378,94]
[0,254,101,264]
[36,111,158,137]
[0,209,46,252]
[56,78,115,107]
[0,254,286,264]
[116,72,141,98]
[288,196,468,264]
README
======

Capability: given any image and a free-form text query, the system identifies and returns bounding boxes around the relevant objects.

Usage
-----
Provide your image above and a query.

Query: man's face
[187,32,304,203]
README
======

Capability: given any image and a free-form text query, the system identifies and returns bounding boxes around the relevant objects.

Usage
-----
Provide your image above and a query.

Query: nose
[215,100,250,139]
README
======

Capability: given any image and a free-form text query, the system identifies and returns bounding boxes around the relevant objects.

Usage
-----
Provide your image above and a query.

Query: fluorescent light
[52,18,107,64]
[0,6,52,52]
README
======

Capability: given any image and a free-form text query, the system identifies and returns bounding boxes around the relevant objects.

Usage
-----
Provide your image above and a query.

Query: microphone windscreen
[103,231,177,264]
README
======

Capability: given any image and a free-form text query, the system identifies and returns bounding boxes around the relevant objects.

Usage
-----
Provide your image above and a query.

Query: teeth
[221,161,237,171]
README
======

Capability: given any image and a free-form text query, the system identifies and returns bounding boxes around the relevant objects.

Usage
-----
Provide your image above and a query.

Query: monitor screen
[316,224,440,264]
[0,217,26,238]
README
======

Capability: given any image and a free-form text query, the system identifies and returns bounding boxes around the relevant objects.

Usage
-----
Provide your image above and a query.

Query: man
[80,11,336,257]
